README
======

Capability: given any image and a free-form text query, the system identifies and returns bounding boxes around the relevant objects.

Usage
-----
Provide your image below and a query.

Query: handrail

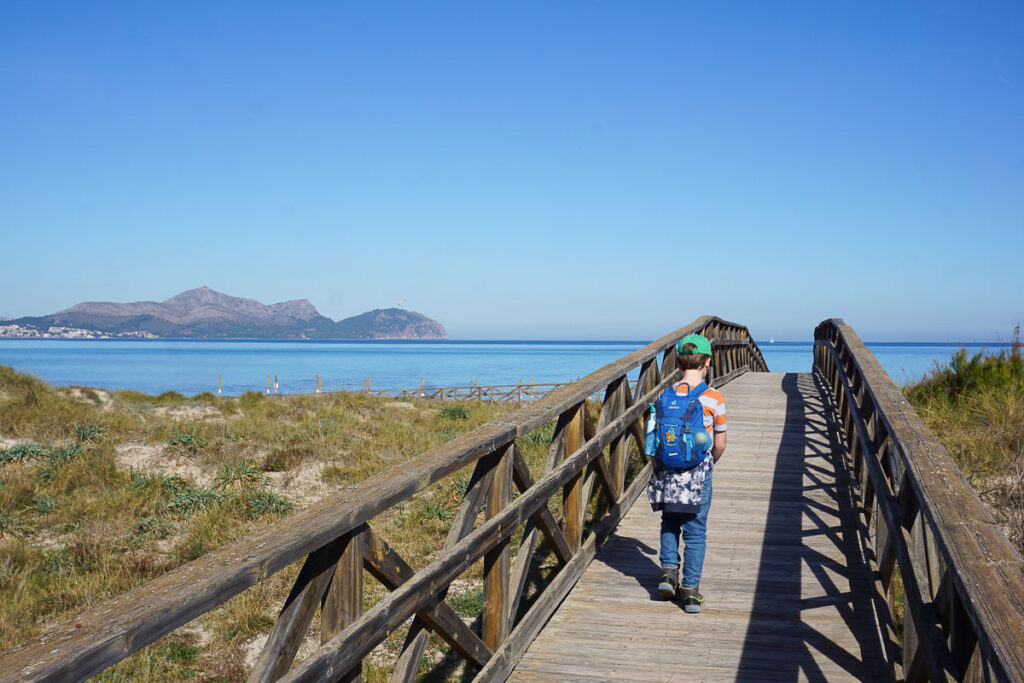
[814,318,1024,682]
[0,315,768,682]
[364,381,568,402]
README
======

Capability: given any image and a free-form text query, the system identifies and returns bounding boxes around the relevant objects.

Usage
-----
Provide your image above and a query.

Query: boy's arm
[711,431,726,463]
[711,397,726,462]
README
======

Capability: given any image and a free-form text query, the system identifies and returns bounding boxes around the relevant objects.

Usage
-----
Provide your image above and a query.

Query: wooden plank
[562,403,586,553]
[476,461,653,681]
[359,529,492,669]
[817,319,1024,680]
[822,342,957,681]
[247,539,346,683]
[511,446,572,564]
[278,377,673,682]
[483,445,513,649]
[321,527,363,682]
[390,451,499,681]
[509,373,891,683]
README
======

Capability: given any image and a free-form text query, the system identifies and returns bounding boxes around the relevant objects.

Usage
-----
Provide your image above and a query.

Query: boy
[647,333,727,613]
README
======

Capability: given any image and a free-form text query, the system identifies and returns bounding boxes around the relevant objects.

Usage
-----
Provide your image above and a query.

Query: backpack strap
[687,382,708,399]
[679,382,708,422]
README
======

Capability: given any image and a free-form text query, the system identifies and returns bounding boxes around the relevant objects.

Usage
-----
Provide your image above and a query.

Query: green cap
[676,334,712,357]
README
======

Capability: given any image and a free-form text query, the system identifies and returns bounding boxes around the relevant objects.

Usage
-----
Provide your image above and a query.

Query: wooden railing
[0,316,766,682]
[814,319,1024,682]
[365,381,568,402]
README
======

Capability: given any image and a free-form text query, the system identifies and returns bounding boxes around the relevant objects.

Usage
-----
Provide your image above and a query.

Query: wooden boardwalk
[510,372,893,682]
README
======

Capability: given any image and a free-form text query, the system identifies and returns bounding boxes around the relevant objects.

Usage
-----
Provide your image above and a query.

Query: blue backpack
[645,382,712,470]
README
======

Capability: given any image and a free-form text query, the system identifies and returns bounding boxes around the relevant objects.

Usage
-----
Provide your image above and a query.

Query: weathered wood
[510,447,573,564]
[278,377,675,682]
[248,538,347,683]
[815,319,1024,681]
[602,377,628,499]
[483,445,513,650]
[562,403,586,553]
[390,451,500,681]
[359,529,493,669]
[822,341,957,682]
[509,373,891,683]
[478,460,653,682]
[321,527,364,682]
[506,516,540,633]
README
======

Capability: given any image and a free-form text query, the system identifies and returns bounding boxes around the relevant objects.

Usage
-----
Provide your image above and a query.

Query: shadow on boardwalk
[509,372,892,682]
[732,373,887,681]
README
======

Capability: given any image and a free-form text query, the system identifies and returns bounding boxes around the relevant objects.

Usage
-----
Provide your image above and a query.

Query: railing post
[322,526,365,682]
[604,378,628,499]
[483,444,513,649]
[562,402,587,553]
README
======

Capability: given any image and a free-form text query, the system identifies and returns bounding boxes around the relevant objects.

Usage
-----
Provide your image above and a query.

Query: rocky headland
[0,287,447,340]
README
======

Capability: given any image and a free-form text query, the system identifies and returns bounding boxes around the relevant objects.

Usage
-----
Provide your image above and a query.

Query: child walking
[647,333,727,613]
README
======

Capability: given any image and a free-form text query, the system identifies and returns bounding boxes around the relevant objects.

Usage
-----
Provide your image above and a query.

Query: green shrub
[156,638,200,664]
[37,444,83,483]
[214,461,264,490]
[74,424,103,442]
[0,512,31,536]
[131,472,191,497]
[45,443,82,465]
[45,550,74,577]
[239,391,264,410]
[168,431,208,455]
[439,405,469,420]
[0,443,48,466]
[417,497,454,522]
[906,346,1023,404]
[129,517,176,546]
[905,334,1024,552]
[168,486,223,515]
[448,586,483,618]
[522,419,556,446]
[246,490,294,517]
[30,495,56,514]
[261,446,310,472]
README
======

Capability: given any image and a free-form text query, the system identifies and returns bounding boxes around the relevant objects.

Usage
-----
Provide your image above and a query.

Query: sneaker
[658,567,679,600]
[679,586,704,613]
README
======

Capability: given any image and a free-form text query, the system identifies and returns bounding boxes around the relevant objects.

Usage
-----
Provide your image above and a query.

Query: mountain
[334,309,448,340]
[0,287,448,340]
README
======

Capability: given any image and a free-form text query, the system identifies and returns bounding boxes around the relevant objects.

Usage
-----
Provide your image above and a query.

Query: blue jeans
[659,470,713,588]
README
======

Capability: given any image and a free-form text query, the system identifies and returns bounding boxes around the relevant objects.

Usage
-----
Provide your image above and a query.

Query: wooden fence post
[218,374,222,399]
[483,445,513,649]
[562,403,586,553]
[322,526,365,682]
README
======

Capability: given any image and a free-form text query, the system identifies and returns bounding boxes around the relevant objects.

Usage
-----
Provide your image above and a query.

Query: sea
[0,339,1010,398]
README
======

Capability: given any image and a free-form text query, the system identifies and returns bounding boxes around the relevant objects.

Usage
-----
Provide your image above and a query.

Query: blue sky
[1,2,1021,341]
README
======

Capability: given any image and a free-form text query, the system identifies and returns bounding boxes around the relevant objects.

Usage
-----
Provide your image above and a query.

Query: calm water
[0,339,1006,397]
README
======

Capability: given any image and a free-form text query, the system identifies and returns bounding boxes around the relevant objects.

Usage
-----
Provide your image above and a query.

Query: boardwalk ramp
[510,372,890,682]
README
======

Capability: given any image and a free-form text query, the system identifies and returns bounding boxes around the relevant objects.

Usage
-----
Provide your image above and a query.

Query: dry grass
[0,365,550,680]
[903,332,1024,554]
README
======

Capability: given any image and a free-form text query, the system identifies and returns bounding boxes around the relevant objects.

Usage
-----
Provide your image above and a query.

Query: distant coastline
[0,337,1009,345]
[0,286,448,341]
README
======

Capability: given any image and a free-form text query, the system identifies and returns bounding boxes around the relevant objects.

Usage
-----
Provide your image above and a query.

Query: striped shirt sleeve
[700,388,727,432]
